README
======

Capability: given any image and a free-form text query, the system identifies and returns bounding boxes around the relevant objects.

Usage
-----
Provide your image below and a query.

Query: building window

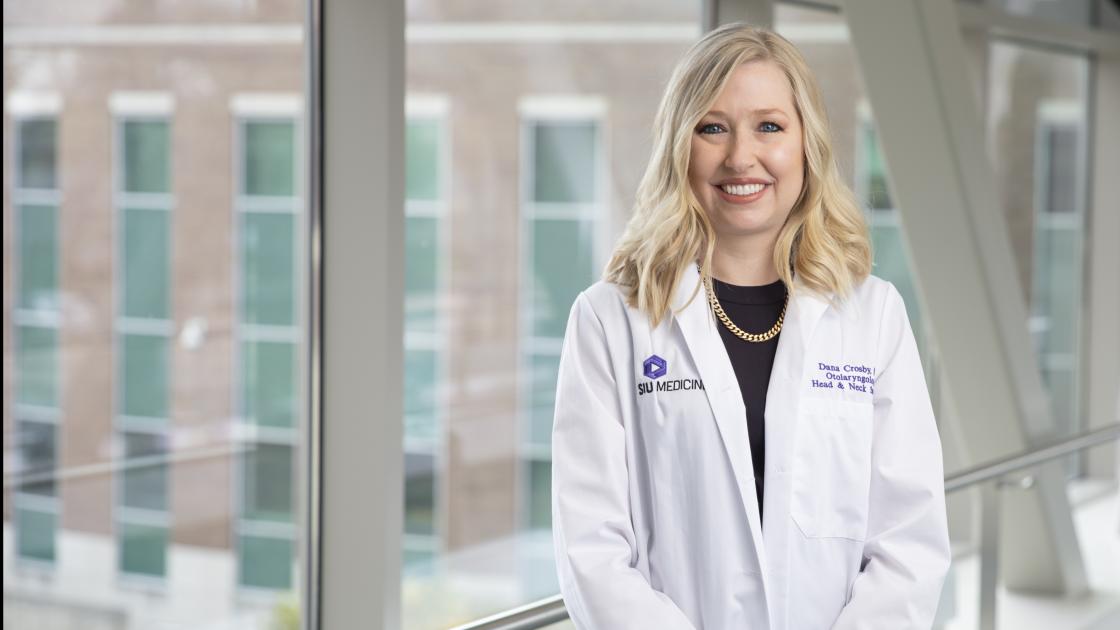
[235,116,300,590]
[1031,104,1086,451]
[13,114,62,565]
[114,111,173,580]
[403,101,447,570]
[519,100,604,531]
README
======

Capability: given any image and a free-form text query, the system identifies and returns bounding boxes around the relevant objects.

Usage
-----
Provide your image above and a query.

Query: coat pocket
[790,397,873,541]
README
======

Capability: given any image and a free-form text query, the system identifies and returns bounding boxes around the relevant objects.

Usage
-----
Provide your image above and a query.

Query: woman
[551,22,951,630]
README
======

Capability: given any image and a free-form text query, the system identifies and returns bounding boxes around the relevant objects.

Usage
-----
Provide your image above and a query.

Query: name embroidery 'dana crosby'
[637,354,705,396]
[811,361,876,395]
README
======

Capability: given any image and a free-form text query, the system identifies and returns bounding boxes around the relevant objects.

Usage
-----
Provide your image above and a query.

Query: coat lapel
[671,263,832,625]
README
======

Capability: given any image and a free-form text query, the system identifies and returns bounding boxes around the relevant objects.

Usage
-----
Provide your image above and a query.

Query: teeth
[720,183,766,196]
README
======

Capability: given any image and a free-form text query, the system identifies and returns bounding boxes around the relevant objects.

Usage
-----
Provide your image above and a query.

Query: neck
[709,237,780,286]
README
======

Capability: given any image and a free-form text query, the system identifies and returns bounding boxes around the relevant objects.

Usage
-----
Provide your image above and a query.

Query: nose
[724,130,759,173]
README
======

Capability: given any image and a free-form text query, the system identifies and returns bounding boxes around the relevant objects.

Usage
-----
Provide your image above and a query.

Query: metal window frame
[305,0,405,628]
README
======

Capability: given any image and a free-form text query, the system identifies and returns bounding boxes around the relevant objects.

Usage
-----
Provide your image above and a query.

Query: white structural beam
[840,0,1087,594]
[310,0,405,629]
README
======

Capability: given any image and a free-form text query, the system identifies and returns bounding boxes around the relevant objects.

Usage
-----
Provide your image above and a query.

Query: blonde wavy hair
[605,22,872,327]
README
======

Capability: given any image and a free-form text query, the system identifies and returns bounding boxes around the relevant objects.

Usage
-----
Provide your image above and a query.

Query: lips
[714,182,770,204]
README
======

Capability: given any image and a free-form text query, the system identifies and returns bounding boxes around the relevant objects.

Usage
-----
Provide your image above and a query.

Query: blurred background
[3,1,1118,629]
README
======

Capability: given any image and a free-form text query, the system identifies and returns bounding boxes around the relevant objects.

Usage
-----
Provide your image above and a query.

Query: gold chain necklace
[698,263,788,343]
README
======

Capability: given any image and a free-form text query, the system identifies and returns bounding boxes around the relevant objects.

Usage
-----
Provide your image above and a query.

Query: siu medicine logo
[638,354,704,396]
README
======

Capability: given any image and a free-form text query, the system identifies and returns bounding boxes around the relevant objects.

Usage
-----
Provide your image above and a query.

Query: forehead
[708,60,796,115]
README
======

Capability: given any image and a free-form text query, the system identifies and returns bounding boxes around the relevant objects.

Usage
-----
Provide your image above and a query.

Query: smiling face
[688,60,805,245]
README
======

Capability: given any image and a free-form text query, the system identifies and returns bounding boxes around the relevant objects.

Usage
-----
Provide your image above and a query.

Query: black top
[711,276,788,525]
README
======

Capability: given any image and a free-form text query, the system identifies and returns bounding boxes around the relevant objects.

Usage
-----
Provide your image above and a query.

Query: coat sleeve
[831,283,952,630]
[552,292,698,630]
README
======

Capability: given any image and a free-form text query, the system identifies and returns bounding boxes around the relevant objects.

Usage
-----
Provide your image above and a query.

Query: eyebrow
[706,108,790,118]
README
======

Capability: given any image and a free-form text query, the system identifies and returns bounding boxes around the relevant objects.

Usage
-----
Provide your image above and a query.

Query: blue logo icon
[643,355,667,379]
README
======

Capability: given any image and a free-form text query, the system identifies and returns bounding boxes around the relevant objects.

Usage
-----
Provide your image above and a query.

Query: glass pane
[241,212,295,326]
[18,118,57,189]
[242,443,293,523]
[122,333,169,419]
[406,119,440,201]
[405,215,439,333]
[17,324,57,407]
[123,208,170,319]
[241,340,296,428]
[122,432,169,511]
[526,459,551,530]
[18,204,58,310]
[120,522,167,577]
[405,452,436,536]
[861,124,893,211]
[16,420,57,497]
[5,1,308,624]
[402,2,701,624]
[532,122,598,204]
[122,120,170,194]
[244,121,295,197]
[239,535,293,590]
[17,508,56,562]
[986,41,1089,451]
[404,348,438,441]
[531,219,594,338]
[528,352,560,446]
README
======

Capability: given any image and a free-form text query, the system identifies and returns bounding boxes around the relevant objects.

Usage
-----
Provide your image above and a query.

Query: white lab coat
[551,264,951,629]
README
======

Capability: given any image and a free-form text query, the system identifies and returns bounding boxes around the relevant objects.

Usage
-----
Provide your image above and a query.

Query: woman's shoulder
[574,279,633,320]
[828,272,903,323]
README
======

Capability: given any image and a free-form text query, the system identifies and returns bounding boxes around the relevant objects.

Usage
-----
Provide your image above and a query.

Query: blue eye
[760,121,783,133]
[697,123,725,134]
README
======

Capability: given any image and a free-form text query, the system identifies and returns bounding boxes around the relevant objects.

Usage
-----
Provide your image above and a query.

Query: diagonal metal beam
[839,0,1088,594]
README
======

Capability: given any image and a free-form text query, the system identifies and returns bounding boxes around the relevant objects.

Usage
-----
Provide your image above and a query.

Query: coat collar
[668,262,832,612]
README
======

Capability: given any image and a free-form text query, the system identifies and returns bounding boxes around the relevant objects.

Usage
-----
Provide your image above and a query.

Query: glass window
[530,218,595,339]
[17,325,58,407]
[244,121,296,197]
[240,340,297,429]
[404,452,437,536]
[122,432,169,511]
[236,115,301,593]
[404,215,439,332]
[404,348,438,441]
[122,120,171,194]
[123,208,171,319]
[121,333,169,420]
[532,122,598,204]
[239,534,293,590]
[6,3,308,624]
[119,522,168,578]
[242,443,294,523]
[526,459,552,530]
[17,420,58,497]
[406,119,440,201]
[240,212,296,327]
[17,508,57,562]
[18,204,59,310]
[17,118,57,190]
[986,41,1089,452]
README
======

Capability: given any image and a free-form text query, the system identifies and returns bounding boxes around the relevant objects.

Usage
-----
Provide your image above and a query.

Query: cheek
[765,143,804,179]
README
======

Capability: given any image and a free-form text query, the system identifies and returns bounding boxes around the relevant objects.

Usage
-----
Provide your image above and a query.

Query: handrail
[450,422,1120,630]
[945,423,1120,492]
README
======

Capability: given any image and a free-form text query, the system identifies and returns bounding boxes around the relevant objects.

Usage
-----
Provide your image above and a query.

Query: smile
[715,182,770,203]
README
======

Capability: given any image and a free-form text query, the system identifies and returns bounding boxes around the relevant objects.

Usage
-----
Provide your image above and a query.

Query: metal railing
[450,422,1120,630]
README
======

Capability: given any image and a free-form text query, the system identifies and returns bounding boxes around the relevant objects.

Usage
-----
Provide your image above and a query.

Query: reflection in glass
[5,4,307,627]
